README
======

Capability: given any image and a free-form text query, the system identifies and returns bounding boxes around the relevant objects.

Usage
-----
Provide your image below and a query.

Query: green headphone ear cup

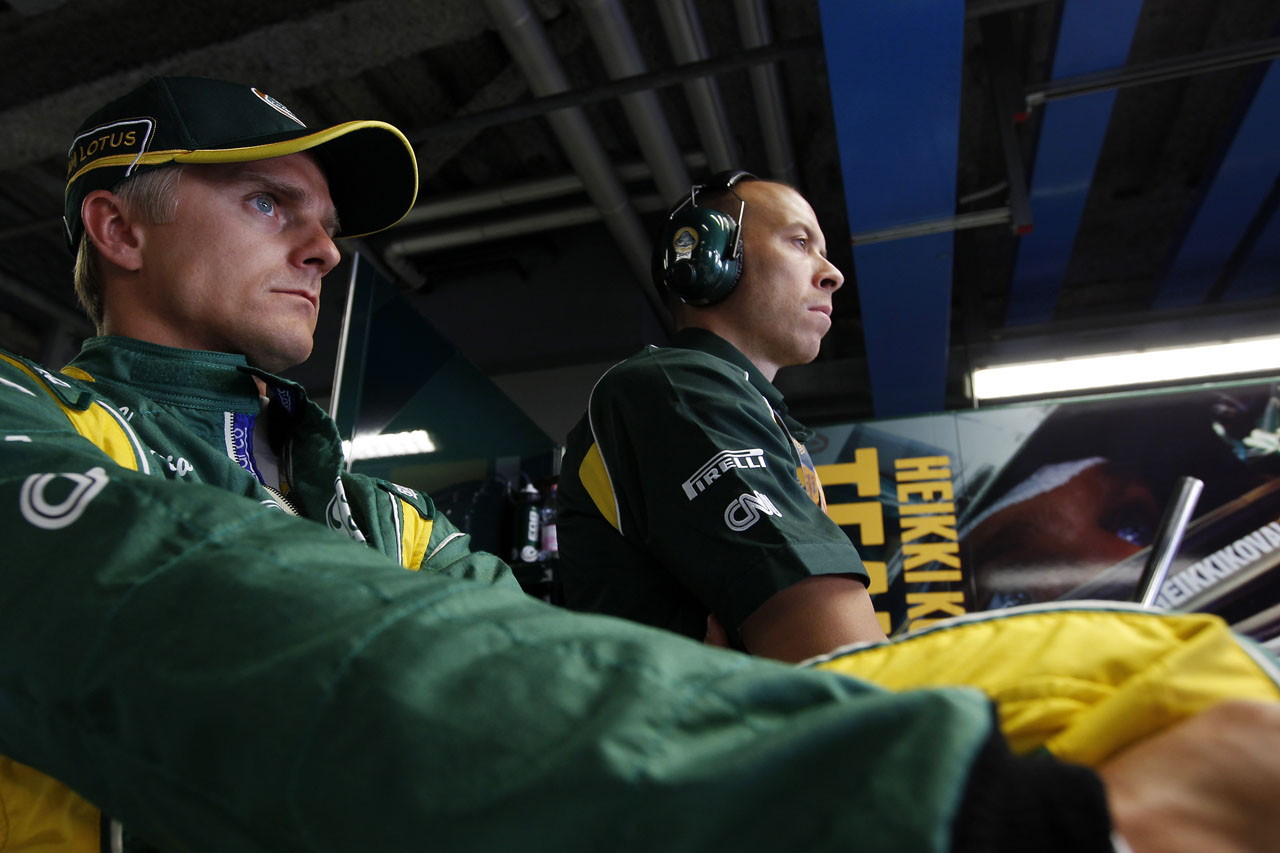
[654,206,743,306]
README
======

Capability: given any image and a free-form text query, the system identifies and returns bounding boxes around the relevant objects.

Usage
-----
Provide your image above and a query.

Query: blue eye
[253,195,275,215]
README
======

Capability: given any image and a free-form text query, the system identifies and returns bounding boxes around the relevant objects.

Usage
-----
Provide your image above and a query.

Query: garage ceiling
[1,0,1278,443]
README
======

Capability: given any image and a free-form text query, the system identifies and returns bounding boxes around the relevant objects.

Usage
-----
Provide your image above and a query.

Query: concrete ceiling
[1,0,1279,445]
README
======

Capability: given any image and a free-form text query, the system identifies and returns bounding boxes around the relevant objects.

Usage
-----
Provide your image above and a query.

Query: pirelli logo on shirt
[682,448,767,500]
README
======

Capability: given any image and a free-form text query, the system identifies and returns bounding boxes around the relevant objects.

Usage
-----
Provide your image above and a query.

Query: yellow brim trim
[65,119,419,237]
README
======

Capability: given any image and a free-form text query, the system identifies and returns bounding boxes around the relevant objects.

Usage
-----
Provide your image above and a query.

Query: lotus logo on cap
[66,118,154,183]
[252,87,305,127]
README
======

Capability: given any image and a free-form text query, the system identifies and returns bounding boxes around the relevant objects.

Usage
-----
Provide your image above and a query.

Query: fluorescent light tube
[342,429,437,460]
[972,337,1280,401]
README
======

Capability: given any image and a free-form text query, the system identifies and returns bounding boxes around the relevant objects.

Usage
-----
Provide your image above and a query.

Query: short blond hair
[73,166,183,332]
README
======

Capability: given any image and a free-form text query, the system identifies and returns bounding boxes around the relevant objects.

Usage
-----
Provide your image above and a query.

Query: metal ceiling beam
[981,13,1033,234]
[1025,36,1280,108]
[577,0,690,201]
[734,0,798,186]
[482,0,668,331]
[656,0,739,173]
[384,194,665,278]
[1155,59,1280,308]
[819,0,965,417]
[400,38,819,139]
[397,153,706,227]
[1003,0,1144,326]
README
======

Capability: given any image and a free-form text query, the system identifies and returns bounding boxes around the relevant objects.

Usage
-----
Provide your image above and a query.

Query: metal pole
[1026,37,1280,109]
[1133,475,1204,607]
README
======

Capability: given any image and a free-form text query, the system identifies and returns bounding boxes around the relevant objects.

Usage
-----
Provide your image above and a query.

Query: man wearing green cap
[3,76,1280,853]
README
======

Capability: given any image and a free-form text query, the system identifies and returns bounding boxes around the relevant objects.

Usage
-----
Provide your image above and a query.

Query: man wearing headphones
[557,172,886,661]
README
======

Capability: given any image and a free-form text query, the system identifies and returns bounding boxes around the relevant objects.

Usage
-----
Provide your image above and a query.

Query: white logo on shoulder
[252,88,306,127]
[683,448,766,500]
[724,490,781,532]
[20,467,109,530]
[33,365,71,388]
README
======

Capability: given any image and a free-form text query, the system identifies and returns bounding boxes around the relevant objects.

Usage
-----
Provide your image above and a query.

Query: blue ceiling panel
[1157,60,1280,308]
[854,234,956,417]
[818,0,964,417]
[1004,0,1144,326]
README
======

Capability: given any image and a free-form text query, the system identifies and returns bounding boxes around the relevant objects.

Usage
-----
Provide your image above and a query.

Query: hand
[1099,700,1280,853]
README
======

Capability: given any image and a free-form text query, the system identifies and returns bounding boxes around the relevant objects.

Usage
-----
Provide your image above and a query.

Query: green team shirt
[558,328,869,644]
[0,335,1113,852]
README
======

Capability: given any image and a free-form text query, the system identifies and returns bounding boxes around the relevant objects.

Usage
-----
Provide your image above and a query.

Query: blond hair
[73,166,183,332]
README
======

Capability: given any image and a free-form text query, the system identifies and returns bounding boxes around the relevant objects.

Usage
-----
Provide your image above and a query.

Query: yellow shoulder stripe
[398,496,434,570]
[0,354,145,473]
[579,442,621,531]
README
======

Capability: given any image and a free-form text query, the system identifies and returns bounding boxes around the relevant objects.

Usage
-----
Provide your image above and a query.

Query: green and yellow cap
[63,76,418,250]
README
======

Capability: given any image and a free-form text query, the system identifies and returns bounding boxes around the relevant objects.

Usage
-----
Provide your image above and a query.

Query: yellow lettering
[899,501,954,515]
[904,569,963,582]
[124,130,136,146]
[863,560,887,595]
[899,514,957,542]
[906,591,965,620]
[894,456,951,482]
[876,612,892,633]
[816,447,879,497]
[903,541,960,569]
[897,481,954,502]
[828,500,885,546]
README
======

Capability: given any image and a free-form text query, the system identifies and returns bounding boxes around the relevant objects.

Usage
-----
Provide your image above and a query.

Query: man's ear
[81,190,144,272]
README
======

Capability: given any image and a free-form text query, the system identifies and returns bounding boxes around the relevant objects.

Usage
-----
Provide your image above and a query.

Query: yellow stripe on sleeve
[398,497,434,570]
[579,442,621,531]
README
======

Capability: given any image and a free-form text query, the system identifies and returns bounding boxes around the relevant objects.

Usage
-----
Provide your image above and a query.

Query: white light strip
[342,429,437,460]
[972,336,1280,401]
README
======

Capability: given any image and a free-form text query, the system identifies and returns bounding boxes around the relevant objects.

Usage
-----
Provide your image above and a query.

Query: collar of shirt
[670,327,814,443]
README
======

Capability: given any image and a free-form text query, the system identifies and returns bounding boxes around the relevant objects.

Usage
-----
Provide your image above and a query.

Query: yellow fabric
[0,358,115,848]
[0,356,140,472]
[398,497,434,570]
[0,757,98,852]
[578,442,621,531]
[813,605,1280,766]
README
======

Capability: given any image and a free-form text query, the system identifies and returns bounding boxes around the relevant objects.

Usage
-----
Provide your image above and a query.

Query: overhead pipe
[1025,36,1280,109]
[656,0,739,174]
[576,0,690,201]
[482,0,668,329]
[400,37,821,143]
[387,194,666,259]
[383,194,667,288]
[399,153,707,227]
[733,0,798,185]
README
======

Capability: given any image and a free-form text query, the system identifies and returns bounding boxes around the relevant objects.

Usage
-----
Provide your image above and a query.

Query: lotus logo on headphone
[672,226,698,258]
[653,170,757,306]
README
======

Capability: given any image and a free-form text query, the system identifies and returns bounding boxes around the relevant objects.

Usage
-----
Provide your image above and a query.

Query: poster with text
[807,377,1280,642]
